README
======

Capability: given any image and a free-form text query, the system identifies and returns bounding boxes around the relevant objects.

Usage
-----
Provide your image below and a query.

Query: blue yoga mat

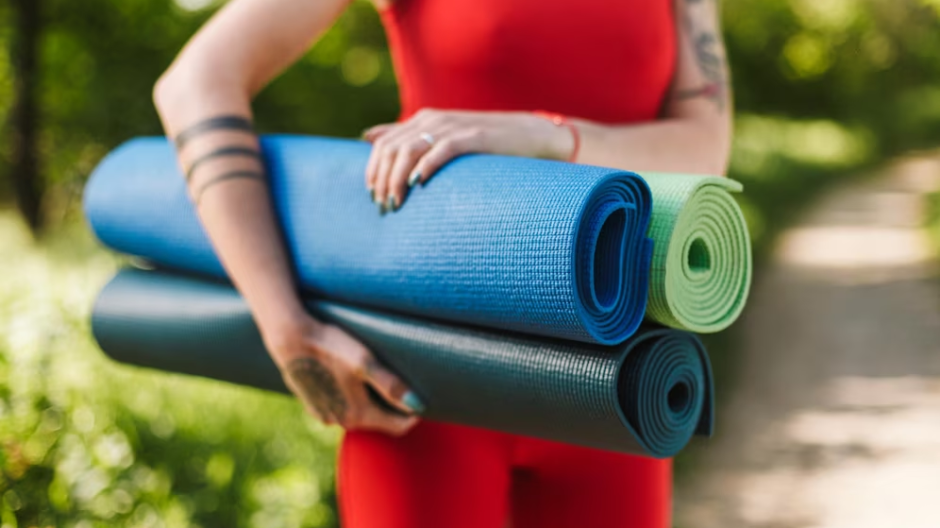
[84,135,653,344]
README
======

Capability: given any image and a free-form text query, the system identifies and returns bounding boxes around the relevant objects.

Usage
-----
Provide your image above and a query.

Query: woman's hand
[363,109,575,212]
[262,313,422,436]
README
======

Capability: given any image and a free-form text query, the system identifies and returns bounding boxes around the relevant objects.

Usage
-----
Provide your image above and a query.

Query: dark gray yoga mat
[91,268,714,458]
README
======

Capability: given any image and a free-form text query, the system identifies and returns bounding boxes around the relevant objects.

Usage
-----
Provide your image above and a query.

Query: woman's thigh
[338,420,513,528]
[510,439,672,528]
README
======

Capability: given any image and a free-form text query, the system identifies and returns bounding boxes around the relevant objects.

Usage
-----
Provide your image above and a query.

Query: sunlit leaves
[781,32,834,80]
[0,213,340,526]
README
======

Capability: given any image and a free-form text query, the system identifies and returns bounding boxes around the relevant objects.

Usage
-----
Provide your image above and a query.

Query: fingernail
[408,171,421,188]
[386,195,397,212]
[369,188,375,202]
[360,129,369,140]
[376,197,386,215]
[402,391,426,414]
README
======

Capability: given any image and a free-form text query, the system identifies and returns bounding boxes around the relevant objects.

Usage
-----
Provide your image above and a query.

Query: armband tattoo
[185,146,262,182]
[173,115,254,150]
[191,170,266,205]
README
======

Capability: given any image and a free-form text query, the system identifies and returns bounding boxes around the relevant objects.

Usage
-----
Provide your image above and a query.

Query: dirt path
[674,156,940,528]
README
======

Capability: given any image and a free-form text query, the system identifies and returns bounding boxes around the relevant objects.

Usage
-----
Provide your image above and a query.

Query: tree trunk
[7,0,42,233]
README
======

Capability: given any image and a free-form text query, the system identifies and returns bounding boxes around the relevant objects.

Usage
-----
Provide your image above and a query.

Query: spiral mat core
[644,174,752,333]
[618,331,708,457]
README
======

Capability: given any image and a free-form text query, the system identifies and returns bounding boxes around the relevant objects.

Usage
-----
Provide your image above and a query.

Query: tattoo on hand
[285,357,348,421]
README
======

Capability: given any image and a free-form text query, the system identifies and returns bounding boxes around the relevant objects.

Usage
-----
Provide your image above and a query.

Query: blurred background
[2,0,940,526]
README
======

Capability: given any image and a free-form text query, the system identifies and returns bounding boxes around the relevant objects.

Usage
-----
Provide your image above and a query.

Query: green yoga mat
[92,268,714,458]
[644,174,751,333]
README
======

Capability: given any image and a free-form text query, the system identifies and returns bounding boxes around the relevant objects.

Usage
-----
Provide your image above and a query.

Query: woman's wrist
[254,298,323,360]
[529,111,578,162]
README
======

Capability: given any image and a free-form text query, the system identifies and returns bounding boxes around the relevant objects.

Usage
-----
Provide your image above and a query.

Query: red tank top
[380,0,676,123]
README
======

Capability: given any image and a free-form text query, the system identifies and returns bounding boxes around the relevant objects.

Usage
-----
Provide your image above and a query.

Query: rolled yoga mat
[643,175,752,333]
[84,136,752,339]
[92,268,714,458]
[84,135,652,345]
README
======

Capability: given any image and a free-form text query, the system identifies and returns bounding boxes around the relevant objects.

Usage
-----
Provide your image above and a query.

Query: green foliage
[728,0,940,137]
[0,214,341,527]
[724,0,940,253]
[924,189,940,255]
[1,0,398,220]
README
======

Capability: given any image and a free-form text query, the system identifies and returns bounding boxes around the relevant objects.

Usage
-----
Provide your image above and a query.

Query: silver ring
[419,132,435,146]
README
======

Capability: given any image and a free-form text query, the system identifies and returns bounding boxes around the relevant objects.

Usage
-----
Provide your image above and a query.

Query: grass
[926,189,940,254]
[0,212,341,528]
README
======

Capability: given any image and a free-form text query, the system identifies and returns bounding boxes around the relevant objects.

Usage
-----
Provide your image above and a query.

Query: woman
[153,0,731,525]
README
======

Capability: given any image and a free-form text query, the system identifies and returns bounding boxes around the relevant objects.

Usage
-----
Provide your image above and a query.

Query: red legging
[339,421,672,528]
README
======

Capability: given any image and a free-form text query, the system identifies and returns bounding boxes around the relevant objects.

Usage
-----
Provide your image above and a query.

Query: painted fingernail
[376,197,386,215]
[408,171,421,188]
[386,195,397,212]
[360,129,369,140]
[402,391,426,414]
[369,187,375,202]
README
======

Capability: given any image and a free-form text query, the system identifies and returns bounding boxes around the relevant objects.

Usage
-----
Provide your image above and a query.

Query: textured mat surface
[84,135,652,345]
[92,269,714,458]
[643,174,752,333]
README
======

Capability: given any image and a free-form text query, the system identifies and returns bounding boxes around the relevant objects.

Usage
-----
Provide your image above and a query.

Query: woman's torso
[379,0,677,123]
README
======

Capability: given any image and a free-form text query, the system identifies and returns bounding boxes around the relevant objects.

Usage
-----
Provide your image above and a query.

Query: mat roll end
[574,172,653,344]
[615,328,714,458]
[644,174,752,334]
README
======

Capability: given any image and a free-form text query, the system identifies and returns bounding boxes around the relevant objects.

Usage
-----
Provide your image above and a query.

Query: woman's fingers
[360,357,424,415]
[356,403,420,436]
[410,130,479,186]
[276,321,422,435]
[364,109,449,211]
[384,136,439,209]
[362,123,395,142]
[349,380,420,435]
[374,129,479,211]
[363,122,403,196]
[366,123,420,209]
[370,142,397,212]
[364,146,381,197]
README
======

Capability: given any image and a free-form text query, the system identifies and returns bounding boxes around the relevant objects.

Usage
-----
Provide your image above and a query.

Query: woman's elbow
[152,70,178,117]
[152,52,248,120]
[152,64,201,119]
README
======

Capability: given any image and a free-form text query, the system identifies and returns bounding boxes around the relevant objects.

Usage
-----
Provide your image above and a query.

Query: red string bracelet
[533,111,581,163]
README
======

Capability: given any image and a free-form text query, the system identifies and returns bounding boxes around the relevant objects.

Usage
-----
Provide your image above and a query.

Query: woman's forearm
[153,78,310,356]
[150,0,424,426]
[572,117,731,176]
[149,0,351,357]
